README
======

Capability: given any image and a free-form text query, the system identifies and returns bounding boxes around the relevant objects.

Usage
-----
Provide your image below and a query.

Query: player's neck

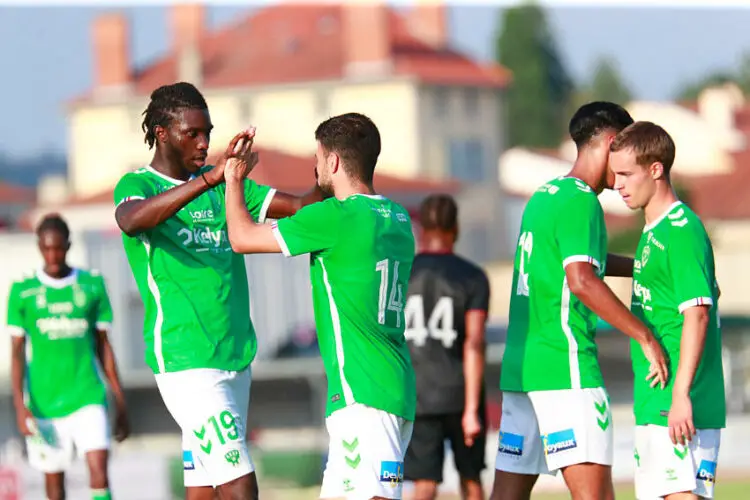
[43,264,73,280]
[333,180,376,201]
[643,182,679,226]
[150,150,192,182]
[419,233,455,254]
[568,156,605,194]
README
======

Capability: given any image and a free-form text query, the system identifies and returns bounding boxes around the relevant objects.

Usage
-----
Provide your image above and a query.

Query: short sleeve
[244,179,276,224]
[271,200,342,257]
[6,282,26,337]
[114,173,154,207]
[669,226,714,314]
[467,270,491,312]
[94,275,114,331]
[556,190,606,272]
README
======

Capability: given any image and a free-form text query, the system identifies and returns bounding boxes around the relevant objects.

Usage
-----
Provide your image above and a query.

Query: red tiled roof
[0,182,35,204]
[74,5,509,104]
[51,147,461,208]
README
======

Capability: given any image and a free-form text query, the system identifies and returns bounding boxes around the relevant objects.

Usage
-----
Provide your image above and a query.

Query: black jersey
[405,253,491,415]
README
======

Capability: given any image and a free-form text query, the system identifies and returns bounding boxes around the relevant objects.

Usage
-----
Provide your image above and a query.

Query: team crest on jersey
[641,245,651,267]
[73,286,87,307]
[36,291,47,309]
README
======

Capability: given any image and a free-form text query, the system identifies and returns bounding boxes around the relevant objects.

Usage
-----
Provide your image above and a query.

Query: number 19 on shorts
[376,259,405,327]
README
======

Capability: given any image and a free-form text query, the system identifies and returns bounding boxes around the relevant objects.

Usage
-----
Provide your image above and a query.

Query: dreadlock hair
[141,82,209,149]
[419,194,458,232]
[36,213,70,242]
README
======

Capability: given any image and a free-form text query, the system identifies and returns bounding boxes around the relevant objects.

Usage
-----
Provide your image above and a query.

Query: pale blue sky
[1,5,749,159]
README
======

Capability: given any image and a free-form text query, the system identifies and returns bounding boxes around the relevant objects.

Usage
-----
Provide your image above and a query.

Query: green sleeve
[243,179,276,224]
[669,224,715,314]
[114,173,155,207]
[6,282,26,337]
[556,190,607,272]
[271,200,342,256]
[94,275,114,331]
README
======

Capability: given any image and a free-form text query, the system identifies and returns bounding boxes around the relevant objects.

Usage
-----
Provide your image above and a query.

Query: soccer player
[491,102,670,500]
[113,82,324,500]
[402,194,491,500]
[609,121,725,500]
[223,112,416,500]
[7,214,129,500]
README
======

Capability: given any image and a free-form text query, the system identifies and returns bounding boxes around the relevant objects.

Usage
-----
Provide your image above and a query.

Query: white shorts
[320,404,413,500]
[155,367,253,488]
[634,425,721,499]
[26,404,110,474]
[494,388,613,475]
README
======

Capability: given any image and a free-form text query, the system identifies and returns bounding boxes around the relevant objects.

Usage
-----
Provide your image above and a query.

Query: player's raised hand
[668,394,695,446]
[641,336,669,389]
[207,128,256,186]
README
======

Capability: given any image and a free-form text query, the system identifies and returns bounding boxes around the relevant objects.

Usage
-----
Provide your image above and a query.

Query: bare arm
[11,336,32,436]
[11,336,26,417]
[226,177,282,254]
[673,306,710,397]
[464,309,487,417]
[95,330,130,441]
[115,176,214,237]
[566,262,668,386]
[266,185,327,220]
[606,253,635,278]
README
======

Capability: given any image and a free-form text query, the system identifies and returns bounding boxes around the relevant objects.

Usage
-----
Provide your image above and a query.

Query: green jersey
[272,195,417,420]
[113,165,275,374]
[501,177,608,392]
[6,268,111,419]
[630,201,725,429]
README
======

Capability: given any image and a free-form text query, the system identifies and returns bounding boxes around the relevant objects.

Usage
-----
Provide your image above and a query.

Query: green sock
[91,489,111,500]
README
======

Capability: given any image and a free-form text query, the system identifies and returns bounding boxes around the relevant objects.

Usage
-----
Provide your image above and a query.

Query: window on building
[448,139,486,182]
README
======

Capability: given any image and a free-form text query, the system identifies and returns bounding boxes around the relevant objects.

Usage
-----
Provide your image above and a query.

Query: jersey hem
[32,400,108,420]
[326,401,415,421]
[634,419,726,430]
[678,297,713,314]
[562,255,601,270]
[499,382,606,393]
[147,359,253,375]
[258,188,276,224]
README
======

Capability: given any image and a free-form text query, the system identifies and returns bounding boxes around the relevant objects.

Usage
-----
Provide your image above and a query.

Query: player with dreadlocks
[8,213,129,500]
[114,82,325,500]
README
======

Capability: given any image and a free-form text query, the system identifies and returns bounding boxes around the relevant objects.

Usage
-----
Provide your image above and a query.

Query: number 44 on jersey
[404,295,458,349]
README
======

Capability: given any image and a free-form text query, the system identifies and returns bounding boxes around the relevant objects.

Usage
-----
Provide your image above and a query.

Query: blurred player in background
[491,102,670,500]
[403,194,491,500]
[224,113,416,500]
[610,121,725,500]
[113,82,324,500]
[7,213,129,500]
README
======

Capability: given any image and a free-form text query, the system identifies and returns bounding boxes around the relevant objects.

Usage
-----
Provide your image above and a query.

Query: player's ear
[649,161,664,180]
[154,125,168,145]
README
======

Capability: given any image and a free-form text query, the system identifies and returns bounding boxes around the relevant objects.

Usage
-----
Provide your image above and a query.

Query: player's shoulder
[664,202,711,243]
[75,268,104,281]
[9,269,41,290]
[117,166,152,184]
[530,176,598,207]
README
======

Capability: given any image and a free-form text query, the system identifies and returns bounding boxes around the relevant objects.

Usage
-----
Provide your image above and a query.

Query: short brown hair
[315,113,381,185]
[610,121,676,175]
[419,194,458,232]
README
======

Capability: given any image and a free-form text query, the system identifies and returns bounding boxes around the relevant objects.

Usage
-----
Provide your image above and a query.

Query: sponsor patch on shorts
[696,460,717,484]
[183,450,195,470]
[498,431,524,457]
[379,461,404,486]
[543,428,577,455]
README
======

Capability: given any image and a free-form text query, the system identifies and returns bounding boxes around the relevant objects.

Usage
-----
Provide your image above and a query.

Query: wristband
[201,172,214,188]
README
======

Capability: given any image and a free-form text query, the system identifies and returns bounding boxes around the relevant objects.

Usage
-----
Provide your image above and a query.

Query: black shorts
[404,413,486,483]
